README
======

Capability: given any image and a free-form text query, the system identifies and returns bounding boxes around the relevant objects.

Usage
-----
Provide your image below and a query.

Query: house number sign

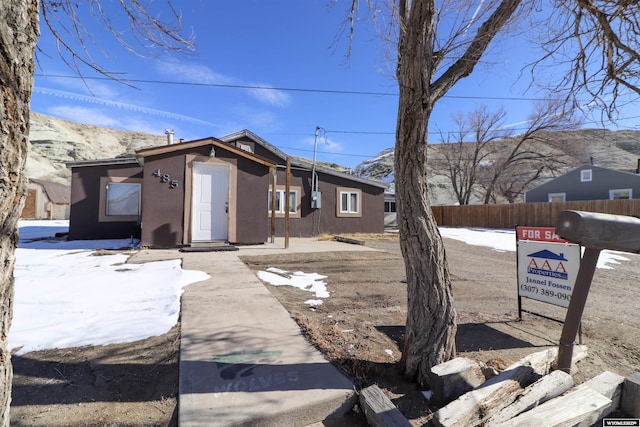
[152,169,179,189]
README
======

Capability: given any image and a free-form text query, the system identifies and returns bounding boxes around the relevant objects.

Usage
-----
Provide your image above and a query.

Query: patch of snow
[438,226,631,269]
[10,220,209,355]
[257,267,329,298]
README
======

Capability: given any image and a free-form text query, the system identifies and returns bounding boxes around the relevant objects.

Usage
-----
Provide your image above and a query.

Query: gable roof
[528,164,640,193]
[135,137,276,168]
[29,178,71,204]
[220,129,388,189]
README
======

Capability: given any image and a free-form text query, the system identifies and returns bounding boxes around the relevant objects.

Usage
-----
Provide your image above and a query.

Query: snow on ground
[9,221,632,355]
[438,227,630,269]
[258,227,632,306]
[10,220,209,355]
[257,267,329,306]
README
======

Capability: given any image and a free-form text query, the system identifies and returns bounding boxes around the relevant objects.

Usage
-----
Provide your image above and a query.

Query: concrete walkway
[132,238,378,426]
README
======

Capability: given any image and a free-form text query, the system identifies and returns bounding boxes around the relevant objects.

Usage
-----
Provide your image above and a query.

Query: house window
[385,201,396,213]
[106,183,141,216]
[548,193,566,202]
[99,177,143,222]
[238,143,253,153]
[609,188,632,200]
[336,187,362,218]
[580,169,592,182]
[268,186,300,217]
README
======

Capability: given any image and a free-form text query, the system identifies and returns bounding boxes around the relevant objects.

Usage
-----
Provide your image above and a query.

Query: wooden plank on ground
[433,346,587,427]
[500,386,611,427]
[484,370,573,426]
[577,371,625,421]
[359,385,412,427]
[334,235,366,245]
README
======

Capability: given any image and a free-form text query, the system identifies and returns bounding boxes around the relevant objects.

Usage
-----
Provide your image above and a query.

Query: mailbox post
[555,210,640,373]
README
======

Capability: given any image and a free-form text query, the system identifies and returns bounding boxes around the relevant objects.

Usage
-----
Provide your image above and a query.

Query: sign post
[554,210,640,373]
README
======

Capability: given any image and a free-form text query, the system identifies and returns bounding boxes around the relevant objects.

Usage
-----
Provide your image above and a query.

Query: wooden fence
[431,199,640,229]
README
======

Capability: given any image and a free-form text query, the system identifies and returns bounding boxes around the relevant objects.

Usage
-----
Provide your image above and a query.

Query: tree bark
[395,0,457,385]
[0,1,39,424]
[395,0,522,386]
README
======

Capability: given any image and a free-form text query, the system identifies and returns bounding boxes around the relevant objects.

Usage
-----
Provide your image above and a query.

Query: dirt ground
[241,234,640,425]
[10,232,640,426]
[10,325,180,427]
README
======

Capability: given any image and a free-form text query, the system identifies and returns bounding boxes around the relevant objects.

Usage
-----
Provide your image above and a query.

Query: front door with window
[191,163,229,241]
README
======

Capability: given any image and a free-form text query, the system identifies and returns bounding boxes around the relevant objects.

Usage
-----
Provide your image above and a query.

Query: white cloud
[301,134,344,153]
[156,62,234,85]
[246,84,291,107]
[46,105,170,135]
[48,106,120,128]
[36,73,120,99]
[232,104,281,130]
[156,62,291,107]
[35,87,215,126]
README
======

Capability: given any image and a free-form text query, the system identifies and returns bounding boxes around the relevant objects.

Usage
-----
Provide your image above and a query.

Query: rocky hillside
[27,112,165,183]
[355,128,640,205]
[26,113,640,205]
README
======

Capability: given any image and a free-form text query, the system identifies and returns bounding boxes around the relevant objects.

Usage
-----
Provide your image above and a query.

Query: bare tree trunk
[395,0,522,386]
[395,0,456,385]
[396,120,457,384]
[0,1,39,424]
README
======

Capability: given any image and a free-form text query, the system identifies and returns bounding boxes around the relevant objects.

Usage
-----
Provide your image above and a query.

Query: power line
[34,73,557,102]
[35,73,640,130]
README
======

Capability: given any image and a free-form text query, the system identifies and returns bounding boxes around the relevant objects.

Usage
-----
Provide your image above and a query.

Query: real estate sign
[516,226,581,308]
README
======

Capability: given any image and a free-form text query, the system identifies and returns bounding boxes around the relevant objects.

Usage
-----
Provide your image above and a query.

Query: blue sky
[31,1,640,169]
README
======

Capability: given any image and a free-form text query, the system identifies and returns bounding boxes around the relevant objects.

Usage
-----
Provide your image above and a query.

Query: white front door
[192,163,229,241]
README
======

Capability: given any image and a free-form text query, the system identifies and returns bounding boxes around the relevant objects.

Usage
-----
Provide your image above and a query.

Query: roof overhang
[66,157,141,169]
[135,137,276,168]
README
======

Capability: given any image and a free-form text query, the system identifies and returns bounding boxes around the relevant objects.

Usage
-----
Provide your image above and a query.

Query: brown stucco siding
[68,164,143,240]
[140,143,273,247]
[270,169,385,237]
[140,152,187,248]
[233,155,271,243]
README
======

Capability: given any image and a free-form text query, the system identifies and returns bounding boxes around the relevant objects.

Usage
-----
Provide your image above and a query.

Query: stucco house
[524,164,640,203]
[67,131,385,247]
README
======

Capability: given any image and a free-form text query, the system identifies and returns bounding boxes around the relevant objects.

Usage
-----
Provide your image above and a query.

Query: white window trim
[336,187,362,218]
[609,188,633,200]
[98,177,143,222]
[580,169,592,182]
[268,186,301,218]
[548,192,566,202]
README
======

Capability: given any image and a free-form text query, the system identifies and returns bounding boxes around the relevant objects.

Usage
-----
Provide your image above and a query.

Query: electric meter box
[311,191,322,209]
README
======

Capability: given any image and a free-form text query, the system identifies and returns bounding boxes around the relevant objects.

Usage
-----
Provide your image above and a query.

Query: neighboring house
[22,178,71,220]
[383,187,397,227]
[524,165,640,203]
[67,131,385,247]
